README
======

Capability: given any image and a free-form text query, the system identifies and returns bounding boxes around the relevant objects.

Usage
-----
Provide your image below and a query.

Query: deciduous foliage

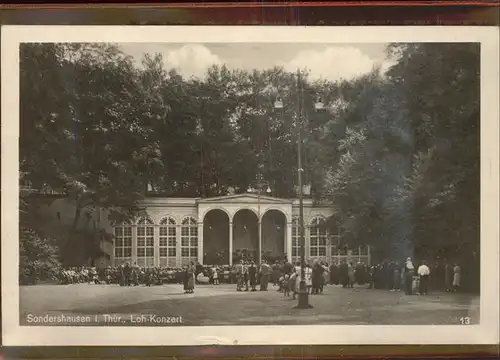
[387,43,480,262]
[322,43,479,266]
[20,43,155,265]
[20,42,479,271]
[19,227,61,285]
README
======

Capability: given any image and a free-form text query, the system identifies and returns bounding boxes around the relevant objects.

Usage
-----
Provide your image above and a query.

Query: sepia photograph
[1,26,498,346]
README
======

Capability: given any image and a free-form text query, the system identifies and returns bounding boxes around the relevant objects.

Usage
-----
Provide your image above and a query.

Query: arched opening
[232,209,258,263]
[203,209,230,265]
[261,210,287,263]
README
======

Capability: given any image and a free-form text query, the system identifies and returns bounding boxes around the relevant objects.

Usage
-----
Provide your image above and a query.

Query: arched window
[159,217,177,266]
[137,216,154,267]
[310,217,327,258]
[330,223,341,256]
[291,217,300,264]
[181,216,198,265]
[114,220,132,265]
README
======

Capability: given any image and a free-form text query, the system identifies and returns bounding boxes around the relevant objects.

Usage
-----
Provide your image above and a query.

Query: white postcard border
[2,26,499,346]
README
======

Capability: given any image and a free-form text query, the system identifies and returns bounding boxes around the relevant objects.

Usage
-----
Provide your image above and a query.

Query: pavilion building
[112,193,334,267]
[26,190,370,267]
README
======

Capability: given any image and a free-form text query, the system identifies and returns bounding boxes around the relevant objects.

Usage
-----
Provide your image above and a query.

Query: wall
[27,195,114,266]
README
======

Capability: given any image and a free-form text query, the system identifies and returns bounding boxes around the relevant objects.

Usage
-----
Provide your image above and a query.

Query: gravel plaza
[20,283,479,326]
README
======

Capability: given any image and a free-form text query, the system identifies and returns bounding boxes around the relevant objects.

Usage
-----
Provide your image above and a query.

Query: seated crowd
[56,264,244,286]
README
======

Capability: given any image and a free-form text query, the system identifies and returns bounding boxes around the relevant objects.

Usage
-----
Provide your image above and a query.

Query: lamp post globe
[274,98,284,110]
[314,97,324,111]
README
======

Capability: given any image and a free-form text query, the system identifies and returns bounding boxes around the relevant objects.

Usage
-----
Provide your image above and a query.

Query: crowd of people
[55,263,257,286]
[57,265,189,286]
[54,257,469,297]
[229,257,466,297]
[228,259,329,299]
[328,258,464,295]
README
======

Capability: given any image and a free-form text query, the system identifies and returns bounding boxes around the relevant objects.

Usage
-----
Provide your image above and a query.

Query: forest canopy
[20,42,480,263]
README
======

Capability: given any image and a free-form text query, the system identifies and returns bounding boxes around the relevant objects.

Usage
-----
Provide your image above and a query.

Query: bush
[19,227,61,285]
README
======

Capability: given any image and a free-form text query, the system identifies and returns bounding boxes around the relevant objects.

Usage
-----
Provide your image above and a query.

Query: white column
[176,224,181,266]
[198,222,204,264]
[111,227,115,266]
[286,221,292,263]
[368,245,371,266]
[328,237,332,265]
[132,226,137,265]
[229,221,233,266]
[258,220,262,264]
[154,225,160,267]
[305,225,310,263]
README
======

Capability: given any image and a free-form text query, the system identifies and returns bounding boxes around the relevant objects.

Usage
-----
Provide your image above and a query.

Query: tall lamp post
[247,172,271,264]
[274,69,324,309]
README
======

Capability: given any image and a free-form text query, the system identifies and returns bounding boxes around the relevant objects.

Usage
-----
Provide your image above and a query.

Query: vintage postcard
[1,25,499,346]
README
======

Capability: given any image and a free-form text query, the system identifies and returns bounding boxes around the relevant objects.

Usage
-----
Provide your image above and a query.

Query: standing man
[347,262,355,288]
[417,260,430,295]
[330,262,339,285]
[391,262,401,291]
[235,261,244,291]
[404,257,415,295]
[444,260,453,292]
[260,260,270,291]
[123,262,131,286]
[340,260,349,288]
[431,259,442,291]
[272,260,280,286]
[105,266,112,284]
[132,262,139,286]
[386,261,395,290]
[311,262,323,295]
[249,261,257,291]
[453,263,461,292]
[243,261,249,291]
[284,259,293,276]
[321,262,329,293]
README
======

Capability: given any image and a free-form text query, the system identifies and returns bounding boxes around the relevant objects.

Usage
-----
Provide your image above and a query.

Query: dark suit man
[249,262,257,291]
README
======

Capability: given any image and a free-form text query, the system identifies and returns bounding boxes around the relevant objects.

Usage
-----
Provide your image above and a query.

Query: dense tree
[20,43,158,265]
[386,43,480,263]
[20,42,479,275]
[321,43,479,271]
[322,69,413,258]
[19,227,61,285]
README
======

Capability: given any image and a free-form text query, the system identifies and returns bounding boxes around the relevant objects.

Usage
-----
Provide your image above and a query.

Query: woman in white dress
[293,261,302,298]
[212,267,219,285]
[304,264,313,294]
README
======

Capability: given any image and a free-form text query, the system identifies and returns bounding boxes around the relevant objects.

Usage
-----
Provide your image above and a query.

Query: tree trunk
[72,204,82,231]
[61,203,82,266]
